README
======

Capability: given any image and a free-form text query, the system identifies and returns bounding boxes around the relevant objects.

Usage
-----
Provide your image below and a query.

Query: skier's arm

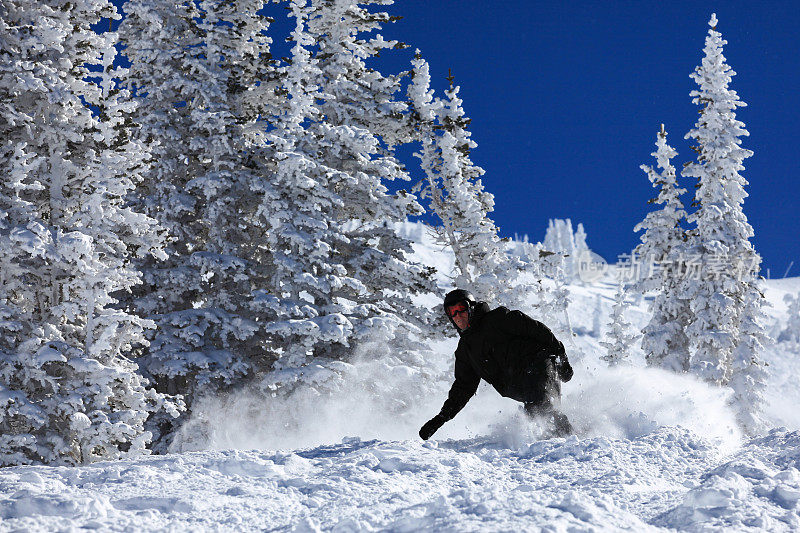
[438,347,480,421]
[499,309,565,354]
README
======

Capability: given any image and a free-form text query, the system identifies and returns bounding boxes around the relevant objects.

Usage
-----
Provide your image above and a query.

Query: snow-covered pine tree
[251,0,355,380]
[781,292,800,346]
[408,56,528,310]
[600,280,640,366]
[633,125,686,292]
[633,125,692,372]
[543,219,570,254]
[0,0,170,466]
[729,277,770,434]
[252,0,440,413]
[679,15,770,432]
[438,73,533,309]
[543,219,578,280]
[170,3,444,447]
[118,0,276,432]
[307,0,410,146]
[542,218,600,285]
[574,223,589,274]
[408,55,467,294]
[529,243,575,346]
[303,0,439,349]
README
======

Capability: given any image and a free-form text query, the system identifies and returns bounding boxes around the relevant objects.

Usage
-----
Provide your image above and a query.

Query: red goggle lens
[446,305,468,318]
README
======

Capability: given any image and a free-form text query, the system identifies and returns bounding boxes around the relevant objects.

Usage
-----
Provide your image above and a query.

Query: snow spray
[561,363,743,454]
[169,333,456,452]
[170,340,742,455]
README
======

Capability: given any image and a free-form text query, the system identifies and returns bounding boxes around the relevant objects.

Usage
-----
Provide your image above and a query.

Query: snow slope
[2,427,799,531]
[2,222,799,532]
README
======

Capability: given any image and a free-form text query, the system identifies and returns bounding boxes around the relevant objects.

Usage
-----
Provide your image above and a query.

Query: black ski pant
[515,354,573,436]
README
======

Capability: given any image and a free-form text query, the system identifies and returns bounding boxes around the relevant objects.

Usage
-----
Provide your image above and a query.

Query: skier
[419,289,574,440]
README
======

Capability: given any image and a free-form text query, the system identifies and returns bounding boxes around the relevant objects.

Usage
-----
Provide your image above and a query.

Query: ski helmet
[443,289,476,330]
[443,289,476,309]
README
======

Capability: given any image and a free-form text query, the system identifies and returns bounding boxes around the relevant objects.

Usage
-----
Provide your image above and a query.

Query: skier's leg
[522,357,573,436]
[523,400,548,418]
[552,411,574,437]
[523,400,573,436]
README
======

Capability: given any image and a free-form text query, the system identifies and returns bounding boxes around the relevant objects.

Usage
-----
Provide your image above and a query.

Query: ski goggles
[445,303,469,319]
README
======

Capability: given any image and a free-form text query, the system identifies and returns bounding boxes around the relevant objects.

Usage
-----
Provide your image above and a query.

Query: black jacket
[438,302,565,420]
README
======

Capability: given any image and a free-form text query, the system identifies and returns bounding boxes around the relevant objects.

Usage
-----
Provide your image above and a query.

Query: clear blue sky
[375,1,799,278]
[112,1,800,278]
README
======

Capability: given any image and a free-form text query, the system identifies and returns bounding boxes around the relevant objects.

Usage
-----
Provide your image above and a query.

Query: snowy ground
[2,426,799,531]
[2,223,799,532]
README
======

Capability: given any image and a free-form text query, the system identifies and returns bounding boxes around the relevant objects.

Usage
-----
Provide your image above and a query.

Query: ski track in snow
[2,223,800,531]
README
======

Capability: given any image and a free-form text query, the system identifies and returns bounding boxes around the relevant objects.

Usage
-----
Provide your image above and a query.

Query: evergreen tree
[252,0,439,409]
[0,0,170,465]
[600,280,640,366]
[307,0,410,145]
[633,125,687,292]
[573,222,589,280]
[729,278,770,434]
[408,56,528,309]
[543,251,576,348]
[253,0,363,373]
[542,218,597,284]
[676,14,770,434]
[543,219,577,280]
[680,14,767,388]
[118,0,277,432]
[781,292,800,346]
[303,0,439,347]
[633,126,691,372]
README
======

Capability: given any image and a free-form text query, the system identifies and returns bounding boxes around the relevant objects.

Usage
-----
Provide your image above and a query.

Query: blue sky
[376,1,800,278]
[112,1,800,278]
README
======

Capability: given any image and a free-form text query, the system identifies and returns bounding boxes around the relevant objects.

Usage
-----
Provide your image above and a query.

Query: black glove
[555,353,573,382]
[419,414,447,440]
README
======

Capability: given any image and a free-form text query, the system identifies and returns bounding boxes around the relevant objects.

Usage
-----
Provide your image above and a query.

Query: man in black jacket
[419,289,574,440]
